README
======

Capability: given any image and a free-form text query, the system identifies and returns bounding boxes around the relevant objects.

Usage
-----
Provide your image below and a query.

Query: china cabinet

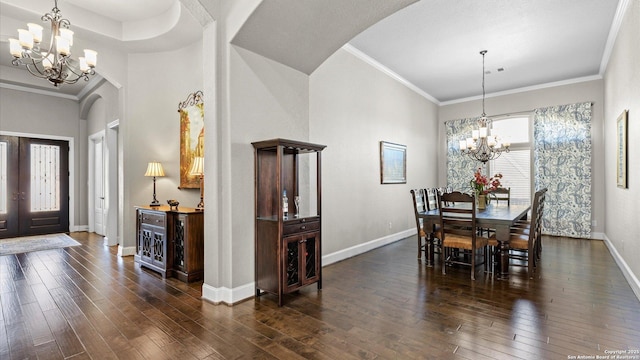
[252,139,326,306]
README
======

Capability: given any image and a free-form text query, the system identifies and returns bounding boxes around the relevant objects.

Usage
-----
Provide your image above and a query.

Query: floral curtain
[534,102,592,238]
[445,117,486,192]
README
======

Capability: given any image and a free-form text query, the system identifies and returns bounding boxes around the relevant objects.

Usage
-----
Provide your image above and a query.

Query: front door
[0,135,19,238]
[0,136,69,238]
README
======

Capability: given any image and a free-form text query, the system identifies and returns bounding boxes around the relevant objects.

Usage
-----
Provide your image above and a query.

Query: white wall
[122,40,204,249]
[228,45,310,288]
[439,80,605,236]
[603,0,640,293]
[310,48,440,255]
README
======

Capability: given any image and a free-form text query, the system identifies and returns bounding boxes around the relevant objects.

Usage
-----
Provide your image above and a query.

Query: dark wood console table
[135,205,204,282]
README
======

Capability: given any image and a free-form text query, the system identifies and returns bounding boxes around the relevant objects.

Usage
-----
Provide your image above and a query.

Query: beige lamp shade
[189,157,204,176]
[144,161,165,177]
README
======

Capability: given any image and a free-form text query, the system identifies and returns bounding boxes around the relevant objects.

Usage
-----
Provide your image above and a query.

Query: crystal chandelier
[8,0,98,87]
[459,50,510,163]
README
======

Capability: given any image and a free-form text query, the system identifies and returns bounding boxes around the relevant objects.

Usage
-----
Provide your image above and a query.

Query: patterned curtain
[445,117,486,192]
[533,102,592,238]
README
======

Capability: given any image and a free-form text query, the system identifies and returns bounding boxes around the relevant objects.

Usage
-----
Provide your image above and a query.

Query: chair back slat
[489,187,510,206]
[438,191,477,244]
[425,188,439,211]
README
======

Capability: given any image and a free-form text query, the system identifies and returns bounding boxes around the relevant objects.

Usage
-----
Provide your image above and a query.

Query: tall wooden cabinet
[135,205,204,282]
[252,139,326,306]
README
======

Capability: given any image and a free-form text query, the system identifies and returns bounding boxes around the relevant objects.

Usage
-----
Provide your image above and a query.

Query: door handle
[20,192,26,200]
[12,192,19,201]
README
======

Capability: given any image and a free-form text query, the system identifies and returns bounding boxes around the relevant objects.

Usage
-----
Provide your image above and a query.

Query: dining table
[418,202,531,279]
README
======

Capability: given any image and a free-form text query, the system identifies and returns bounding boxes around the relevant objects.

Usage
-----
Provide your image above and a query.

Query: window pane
[30,144,60,212]
[490,149,530,205]
[0,142,6,214]
[492,117,529,144]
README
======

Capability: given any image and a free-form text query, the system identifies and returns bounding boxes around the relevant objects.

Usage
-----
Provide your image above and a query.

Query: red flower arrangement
[471,167,503,195]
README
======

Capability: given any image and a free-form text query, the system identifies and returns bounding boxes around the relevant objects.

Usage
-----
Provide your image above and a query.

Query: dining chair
[424,188,442,261]
[512,188,547,261]
[410,189,428,261]
[488,187,511,206]
[438,191,488,280]
[489,188,546,278]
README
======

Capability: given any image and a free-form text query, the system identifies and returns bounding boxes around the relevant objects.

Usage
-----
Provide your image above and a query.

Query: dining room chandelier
[459,50,510,163]
[8,0,97,87]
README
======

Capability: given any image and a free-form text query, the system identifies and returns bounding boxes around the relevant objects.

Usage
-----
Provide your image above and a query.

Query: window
[489,116,531,205]
[30,144,61,212]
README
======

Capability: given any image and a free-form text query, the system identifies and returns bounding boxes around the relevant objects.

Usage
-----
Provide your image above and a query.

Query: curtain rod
[488,109,534,118]
[489,102,594,118]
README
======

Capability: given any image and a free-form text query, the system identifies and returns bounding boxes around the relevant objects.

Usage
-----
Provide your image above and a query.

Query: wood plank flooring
[1,232,639,359]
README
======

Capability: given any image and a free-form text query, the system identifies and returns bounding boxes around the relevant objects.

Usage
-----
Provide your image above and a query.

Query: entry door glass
[30,143,61,212]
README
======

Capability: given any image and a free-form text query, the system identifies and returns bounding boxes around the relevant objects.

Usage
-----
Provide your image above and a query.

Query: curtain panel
[445,117,485,192]
[534,102,592,238]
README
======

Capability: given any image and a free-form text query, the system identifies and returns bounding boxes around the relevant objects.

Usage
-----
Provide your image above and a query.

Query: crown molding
[599,0,631,75]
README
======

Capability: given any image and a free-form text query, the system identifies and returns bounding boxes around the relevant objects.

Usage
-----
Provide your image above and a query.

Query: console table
[135,205,204,282]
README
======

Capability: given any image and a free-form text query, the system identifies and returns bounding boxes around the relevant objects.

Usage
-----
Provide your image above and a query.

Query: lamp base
[149,200,161,207]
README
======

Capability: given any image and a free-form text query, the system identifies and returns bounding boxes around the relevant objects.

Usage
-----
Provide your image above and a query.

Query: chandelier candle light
[459,50,510,163]
[8,0,97,87]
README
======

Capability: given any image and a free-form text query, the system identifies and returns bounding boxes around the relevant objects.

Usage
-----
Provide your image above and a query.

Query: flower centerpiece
[470,168,503,209]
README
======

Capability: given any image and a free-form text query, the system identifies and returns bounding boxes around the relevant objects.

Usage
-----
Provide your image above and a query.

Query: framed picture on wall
[616,109,628,188]
[380,141,406,184]
[178,91,204,189]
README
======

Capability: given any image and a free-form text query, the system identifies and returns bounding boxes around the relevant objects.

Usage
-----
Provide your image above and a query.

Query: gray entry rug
[0,233,81,256]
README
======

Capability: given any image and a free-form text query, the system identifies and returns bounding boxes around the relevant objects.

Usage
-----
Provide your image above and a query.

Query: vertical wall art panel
[178,91,204,189]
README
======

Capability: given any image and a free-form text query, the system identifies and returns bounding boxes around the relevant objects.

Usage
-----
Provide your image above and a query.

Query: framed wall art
[178,90,204,189]
[380,141,406,184]
[616,109,628,188]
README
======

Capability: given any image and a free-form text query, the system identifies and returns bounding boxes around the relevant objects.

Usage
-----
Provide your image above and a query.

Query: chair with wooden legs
[511,188,547,262]
[489,188,545,278]
[410,189,428,261]
[438,191,488,280]
[424,188,442,262]
[488,187,511,206]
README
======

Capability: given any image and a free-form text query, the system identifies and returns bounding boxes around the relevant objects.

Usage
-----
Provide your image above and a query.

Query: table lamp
[144,161,165,206]
[189,156,204,210]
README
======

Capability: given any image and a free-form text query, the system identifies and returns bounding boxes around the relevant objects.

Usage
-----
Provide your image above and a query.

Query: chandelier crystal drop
[8,0,97,87]
[459,50,510,163]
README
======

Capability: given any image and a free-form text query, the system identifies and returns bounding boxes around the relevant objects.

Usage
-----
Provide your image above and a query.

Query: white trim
[603,234,640,302]
[342,44,440,105]
[323,228,415,266]
[0,82,79,101]
[441,75,603,106]
[202,282,254,305]
[202,229,415,305]
[88,131,106,236]
[599,0,631,75]
[117,245,136,257]
[591,232,604,240]
[0,131,76,233]
[107,119,120,129]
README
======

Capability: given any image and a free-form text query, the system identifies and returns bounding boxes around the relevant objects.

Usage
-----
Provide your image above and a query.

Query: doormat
[0,233,80,256]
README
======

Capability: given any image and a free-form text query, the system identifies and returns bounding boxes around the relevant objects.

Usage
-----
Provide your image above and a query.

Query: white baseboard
[591,232,604,240]
[603,234,640,302]
[202,282,255,305]
[202,228,416,305]
[322,228,415,266]
[71,225,89,232]
[118,245,136,257]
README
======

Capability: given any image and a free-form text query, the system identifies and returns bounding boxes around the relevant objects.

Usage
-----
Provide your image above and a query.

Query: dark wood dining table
[418,203,531,278]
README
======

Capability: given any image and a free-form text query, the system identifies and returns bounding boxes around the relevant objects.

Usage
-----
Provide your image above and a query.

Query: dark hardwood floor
[1,232,639,359]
